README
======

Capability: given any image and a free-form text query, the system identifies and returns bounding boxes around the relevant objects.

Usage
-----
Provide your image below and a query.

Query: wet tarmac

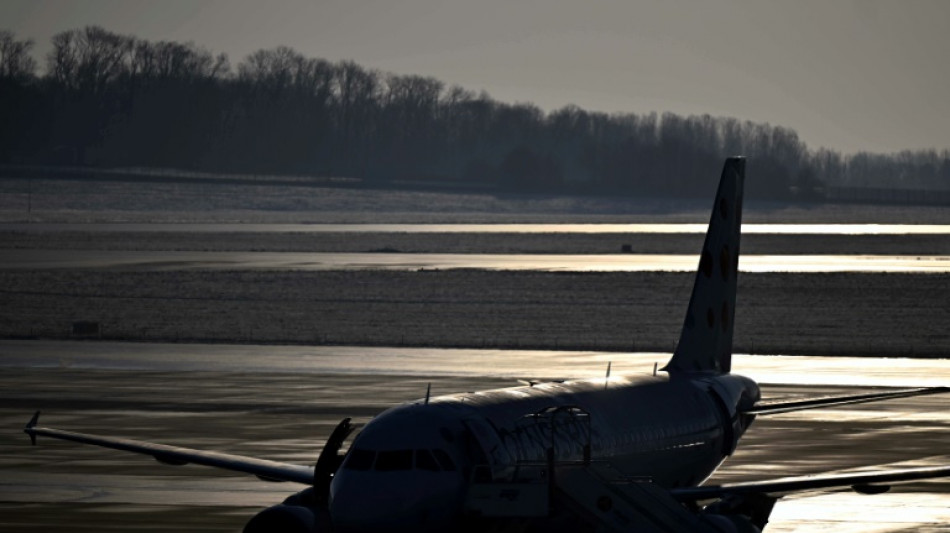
[1,341,947,531]
[4,249,950,273]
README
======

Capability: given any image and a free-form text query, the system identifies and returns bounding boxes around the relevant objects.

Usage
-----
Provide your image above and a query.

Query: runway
[4,249,950,273]
[1,341,947,532]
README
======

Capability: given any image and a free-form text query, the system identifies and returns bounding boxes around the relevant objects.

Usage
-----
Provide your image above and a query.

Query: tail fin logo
[665,157,745,375]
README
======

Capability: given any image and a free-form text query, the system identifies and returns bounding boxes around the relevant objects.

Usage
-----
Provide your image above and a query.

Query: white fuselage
[329,371,760,531]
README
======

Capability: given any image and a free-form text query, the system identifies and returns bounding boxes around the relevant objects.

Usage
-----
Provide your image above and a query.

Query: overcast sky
[3,0,948,155]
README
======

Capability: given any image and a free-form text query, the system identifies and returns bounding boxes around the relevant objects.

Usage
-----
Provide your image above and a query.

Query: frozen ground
[2,192,949,355]
[5,229,950,255]
[3,176,950,224]
[2,269,948,357]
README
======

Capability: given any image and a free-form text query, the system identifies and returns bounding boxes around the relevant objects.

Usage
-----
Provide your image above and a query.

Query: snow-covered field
[2,269,947,357]
[4,229,950,255]
[3,176,950,224]
[2,173,948,357]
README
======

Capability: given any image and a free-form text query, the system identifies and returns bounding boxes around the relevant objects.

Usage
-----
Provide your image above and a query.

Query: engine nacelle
[700,513,764,533]
[244,499,332,533]
[700,492,777,533]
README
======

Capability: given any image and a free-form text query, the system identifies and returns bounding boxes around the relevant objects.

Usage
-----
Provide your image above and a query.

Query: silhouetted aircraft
[25,157,949,532]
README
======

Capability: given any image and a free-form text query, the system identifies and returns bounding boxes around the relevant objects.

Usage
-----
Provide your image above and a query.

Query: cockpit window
[415,449,440,471]
[343,448,375,471]
[375,449,413,471]
[432,449,457,471]
[345,448,455,472]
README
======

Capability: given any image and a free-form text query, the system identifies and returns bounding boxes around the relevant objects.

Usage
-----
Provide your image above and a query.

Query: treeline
[2,27,949,201]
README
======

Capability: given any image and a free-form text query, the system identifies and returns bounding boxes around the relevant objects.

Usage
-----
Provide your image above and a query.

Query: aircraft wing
[24,411,315,485]
[670,464,950,501]
[743,386,948,416]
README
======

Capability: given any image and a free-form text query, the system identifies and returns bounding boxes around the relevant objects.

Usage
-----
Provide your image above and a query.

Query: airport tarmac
[4,249,950,273]
[1,341,947,532]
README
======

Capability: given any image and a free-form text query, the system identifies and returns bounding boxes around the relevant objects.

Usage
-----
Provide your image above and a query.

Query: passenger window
[375,449,413,471]
[415,449,441,471]
[432,449,457,471]
[343,448,375,471]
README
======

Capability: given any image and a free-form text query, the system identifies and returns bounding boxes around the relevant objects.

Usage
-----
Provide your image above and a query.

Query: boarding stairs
[465,461,720,532]
[462,405,724,532]
[554,462,716,532]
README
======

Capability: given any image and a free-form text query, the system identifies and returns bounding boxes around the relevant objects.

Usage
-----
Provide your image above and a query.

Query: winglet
[665,157,745,375]
[25,411,40,445]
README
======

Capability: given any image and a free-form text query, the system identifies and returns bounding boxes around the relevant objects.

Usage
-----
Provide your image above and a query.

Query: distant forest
[2,26,949,201]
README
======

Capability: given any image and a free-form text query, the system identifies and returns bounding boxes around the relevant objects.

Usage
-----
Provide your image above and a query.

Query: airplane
[24,157,950,532]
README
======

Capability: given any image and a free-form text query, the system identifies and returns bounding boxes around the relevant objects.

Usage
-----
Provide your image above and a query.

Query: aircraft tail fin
[664,157,745,375]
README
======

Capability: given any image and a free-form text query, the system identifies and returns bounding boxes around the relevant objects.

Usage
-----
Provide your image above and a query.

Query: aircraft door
[462,417,514,481]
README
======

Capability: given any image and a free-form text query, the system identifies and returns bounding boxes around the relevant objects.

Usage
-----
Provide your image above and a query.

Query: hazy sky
[3,0,949,155]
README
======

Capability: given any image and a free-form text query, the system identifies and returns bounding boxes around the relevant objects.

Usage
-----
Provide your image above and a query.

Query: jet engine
[701,514,764,533]
[244,503,329,533]
[699,492,777,533]
[245,418,354,533]
[244,489,333,533]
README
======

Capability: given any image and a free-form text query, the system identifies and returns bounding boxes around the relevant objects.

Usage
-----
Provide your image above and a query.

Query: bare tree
[47,26,133,93]
[132,39,227,83]
[8,25,950,201]
[0,30,37,81]
[47,30,78,89]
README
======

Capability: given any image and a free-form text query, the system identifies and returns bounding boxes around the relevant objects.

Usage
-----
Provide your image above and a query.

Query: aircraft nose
[330,470,462,532]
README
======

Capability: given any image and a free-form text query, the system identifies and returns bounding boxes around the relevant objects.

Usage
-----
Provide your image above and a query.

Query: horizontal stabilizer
[671,464,950,501]
[743,386,948,416]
